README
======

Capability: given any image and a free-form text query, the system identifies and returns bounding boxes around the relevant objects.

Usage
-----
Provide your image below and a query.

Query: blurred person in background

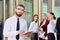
[56,17,60,40]
[28,14,38,40]
[39,13,49,40]
[47,12,56,40]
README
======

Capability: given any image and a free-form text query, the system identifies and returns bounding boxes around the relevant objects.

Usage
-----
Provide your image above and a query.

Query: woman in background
[39,13,49,40]
[28,14,38,40]
[47,12,56,40]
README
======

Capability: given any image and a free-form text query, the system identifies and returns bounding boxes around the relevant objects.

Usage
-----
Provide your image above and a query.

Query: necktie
[16,18,20,40]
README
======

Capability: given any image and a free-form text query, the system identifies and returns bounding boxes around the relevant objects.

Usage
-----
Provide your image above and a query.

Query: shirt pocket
[10,22,16,31]
[20,23,24,30]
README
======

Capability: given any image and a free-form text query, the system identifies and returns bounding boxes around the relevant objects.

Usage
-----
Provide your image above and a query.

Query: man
[3,4,27,40]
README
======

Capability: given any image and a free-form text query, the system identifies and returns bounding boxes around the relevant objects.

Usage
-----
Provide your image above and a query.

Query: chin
[18,15,22,17]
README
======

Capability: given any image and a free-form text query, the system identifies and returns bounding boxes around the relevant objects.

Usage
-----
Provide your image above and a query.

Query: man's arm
[3,20,18,37]
[24,21,28,34]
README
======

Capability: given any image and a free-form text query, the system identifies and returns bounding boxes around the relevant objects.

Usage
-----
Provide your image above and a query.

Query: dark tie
[16,18,20,40]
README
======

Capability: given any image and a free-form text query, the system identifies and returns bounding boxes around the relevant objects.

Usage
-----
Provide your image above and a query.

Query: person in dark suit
[56,17,60,40]
[0,20,3,40]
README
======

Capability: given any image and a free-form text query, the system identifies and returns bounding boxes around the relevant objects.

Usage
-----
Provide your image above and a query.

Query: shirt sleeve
[24,21,28,34]
[51,20,56,26]
[3,19,18,37]
[28,22,33,32]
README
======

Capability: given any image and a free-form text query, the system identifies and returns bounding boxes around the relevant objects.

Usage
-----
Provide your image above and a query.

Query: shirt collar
[13,15,22,20]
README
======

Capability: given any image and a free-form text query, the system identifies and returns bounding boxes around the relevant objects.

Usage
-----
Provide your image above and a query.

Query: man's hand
[24,34,29,38]
[18,30,24,34]
[24,32,32,38]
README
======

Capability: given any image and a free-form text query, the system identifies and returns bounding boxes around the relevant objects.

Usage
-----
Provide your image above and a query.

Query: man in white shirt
[3,4,27,40]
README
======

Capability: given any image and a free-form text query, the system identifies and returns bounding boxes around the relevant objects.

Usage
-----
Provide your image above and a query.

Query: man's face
[15,6,24,17]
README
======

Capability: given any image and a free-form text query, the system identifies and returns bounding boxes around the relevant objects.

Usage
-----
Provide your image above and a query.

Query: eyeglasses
[17,8,21,10]
[17,8,24,11]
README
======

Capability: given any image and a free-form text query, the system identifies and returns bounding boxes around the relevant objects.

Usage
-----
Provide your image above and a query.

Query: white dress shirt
[28,21,38,33]
[3,15,27,40]
[47,19,56,34]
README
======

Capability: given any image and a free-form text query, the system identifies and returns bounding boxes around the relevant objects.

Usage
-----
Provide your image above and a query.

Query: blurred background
[0,0,60,40]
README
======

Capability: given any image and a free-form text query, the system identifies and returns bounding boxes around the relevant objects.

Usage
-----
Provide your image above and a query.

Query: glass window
[5,0,10,19]
[42,0,48,13]
[54,0,60,18]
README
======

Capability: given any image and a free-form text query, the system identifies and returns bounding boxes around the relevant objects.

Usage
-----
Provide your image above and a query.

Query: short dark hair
[15,4,25,9]
[50,12,56,19]
[32,14,38,22]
